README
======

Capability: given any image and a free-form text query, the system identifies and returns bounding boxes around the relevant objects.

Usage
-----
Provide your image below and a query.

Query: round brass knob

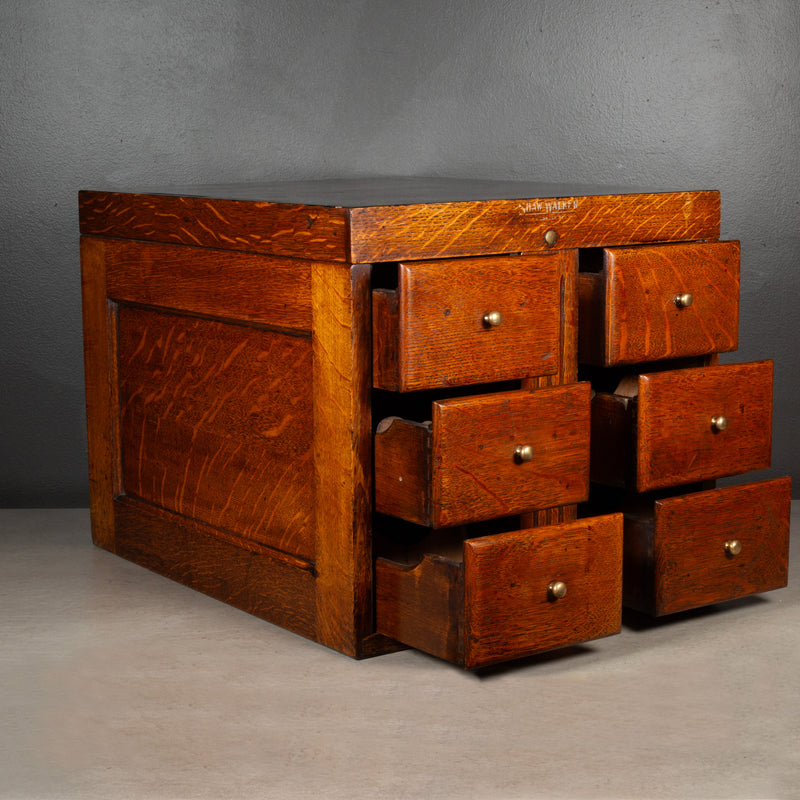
[514,444,534,463]
[482,310,503,328]
[544,229,559,247]
[548,580,567,600]
[674,292,694,309]
[711,414,728,432]
[725,539,742,556]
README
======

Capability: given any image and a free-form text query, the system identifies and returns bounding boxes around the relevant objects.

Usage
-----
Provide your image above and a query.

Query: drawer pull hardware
[482,310,503,328]
[548,580,568,600]
[514,444,534,463]
[711,414,729,432]
[674,292,694,308]
[724,539,743,556]
[544,228,559,247]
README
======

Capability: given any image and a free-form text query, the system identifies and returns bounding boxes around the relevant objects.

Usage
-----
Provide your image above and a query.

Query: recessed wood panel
[117,306,315,560]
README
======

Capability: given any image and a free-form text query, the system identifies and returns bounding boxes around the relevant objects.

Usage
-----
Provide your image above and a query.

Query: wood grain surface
[374,254,561,391]
[117,306,315,560]
[105,238,312,331]
[113,496,317,638]
[376,514,623,668]
[433,384,591,527]
[311,263,375,657]
[463,514,623,668]
[375,553,464,664]
[637,360,773,491]
[80,184,720,263]
[579,241,740,366]
[79,191,348,262]
[622,478,791,615]
[80,236,120,549]
[349,191,720,263]
[373,417,431,526]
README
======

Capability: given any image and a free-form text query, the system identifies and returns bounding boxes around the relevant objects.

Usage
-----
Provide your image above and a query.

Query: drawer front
[652,478,791,615]
[464,514,623,668]
[375,514,623,668]
[637,360,772,491]
[433,385,590,527]
[373,254,562,391]
[374,385,591,528]
[580,240,740,366]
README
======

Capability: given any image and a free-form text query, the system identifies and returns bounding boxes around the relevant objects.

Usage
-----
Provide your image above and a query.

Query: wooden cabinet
[79,178,790,668]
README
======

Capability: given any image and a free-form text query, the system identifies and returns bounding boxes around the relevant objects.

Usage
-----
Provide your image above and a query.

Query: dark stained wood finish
[117,306,316,560]
[579,241,740,366]
[105,238,312,331]
[375,514,623,668]
[637,361,773,491]
[589,392,632,488]
[373,254,561,391]
[80,181,721,264]
[79,191,348,262]
[622,478,791,615]
[113,496,316,638]
[80,237,120,549]
[311,263,375,657]
[374,385,591,528]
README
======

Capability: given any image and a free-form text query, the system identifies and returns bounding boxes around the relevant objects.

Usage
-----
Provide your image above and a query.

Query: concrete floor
[2,508,798,800]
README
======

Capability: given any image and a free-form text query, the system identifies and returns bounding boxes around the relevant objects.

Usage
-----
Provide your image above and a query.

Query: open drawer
[578,240,740,366]
[376,514,623,669]
[372,253,562,391]
[375,383,590,528]
[622,477,791,615]
[591,360,773,492]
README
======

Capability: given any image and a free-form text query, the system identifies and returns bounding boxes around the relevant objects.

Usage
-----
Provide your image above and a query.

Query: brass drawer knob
[711,414,729,432]
[674,292,694,308]
[514,444,534,463]
[482,310,503,328]
[544,228,559,247]
[548,580,568,600]
[724,539,742,556]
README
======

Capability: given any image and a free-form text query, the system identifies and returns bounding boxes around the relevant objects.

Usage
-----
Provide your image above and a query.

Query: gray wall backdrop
[2,0,798,506]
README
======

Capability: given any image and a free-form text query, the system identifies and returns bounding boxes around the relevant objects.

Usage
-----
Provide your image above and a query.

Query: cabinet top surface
[79,177,721,263]
[81,176,709,208]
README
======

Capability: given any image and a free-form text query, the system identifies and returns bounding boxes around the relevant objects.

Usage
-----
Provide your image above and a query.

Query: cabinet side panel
[312,263,374,656]
[117,306,315,561]
[81,236,120,549]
